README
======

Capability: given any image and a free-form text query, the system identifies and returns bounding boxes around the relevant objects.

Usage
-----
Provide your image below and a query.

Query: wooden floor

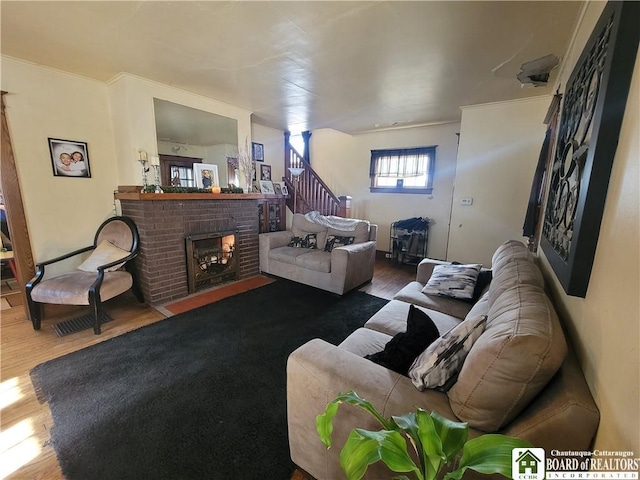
[0,255,415,480]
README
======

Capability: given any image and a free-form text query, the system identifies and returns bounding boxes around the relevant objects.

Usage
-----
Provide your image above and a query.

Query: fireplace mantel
[115,186,283,202]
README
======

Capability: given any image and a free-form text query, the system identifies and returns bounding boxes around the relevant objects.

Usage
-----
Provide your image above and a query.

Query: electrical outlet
[460,197,473,206]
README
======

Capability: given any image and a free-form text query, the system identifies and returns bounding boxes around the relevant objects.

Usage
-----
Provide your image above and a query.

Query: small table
[1,250,18,280]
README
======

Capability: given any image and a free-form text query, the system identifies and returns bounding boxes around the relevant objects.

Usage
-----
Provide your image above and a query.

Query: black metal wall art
[541,1,639,297]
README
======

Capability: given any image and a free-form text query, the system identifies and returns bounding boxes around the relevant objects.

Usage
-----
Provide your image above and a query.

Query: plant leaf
[445,434,533,480]
[416,409,444,480]
[316,391,394,448]
[316,400,339,447]
[430,411,468,464]
[340,429,423,480]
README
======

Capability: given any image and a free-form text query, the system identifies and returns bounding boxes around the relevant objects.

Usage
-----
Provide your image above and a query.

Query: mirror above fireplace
[153,99,239,187]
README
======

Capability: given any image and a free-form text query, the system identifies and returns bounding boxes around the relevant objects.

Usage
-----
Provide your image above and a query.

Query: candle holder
[152,165,163,193]
[139,160,150,193]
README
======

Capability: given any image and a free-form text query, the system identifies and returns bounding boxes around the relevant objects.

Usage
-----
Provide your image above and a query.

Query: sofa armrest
[330,240,377,293]
[416,258,452,284]
[287,338,454,480]
[259,230,292,272]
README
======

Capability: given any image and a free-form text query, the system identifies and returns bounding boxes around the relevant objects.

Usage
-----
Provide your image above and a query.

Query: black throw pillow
[365,305,440,376]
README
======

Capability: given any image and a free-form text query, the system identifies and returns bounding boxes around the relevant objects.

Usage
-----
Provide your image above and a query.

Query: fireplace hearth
[186,230,237,294]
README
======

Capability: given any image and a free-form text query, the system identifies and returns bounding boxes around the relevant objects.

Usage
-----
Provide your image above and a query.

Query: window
[369,146,436,193]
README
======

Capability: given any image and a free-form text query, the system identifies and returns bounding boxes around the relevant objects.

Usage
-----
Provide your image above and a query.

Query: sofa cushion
[294,250,331,273]
[365,305,440,376]
[491,240,534,271]
[393,282,474,320]
[339,327,392,357]
[324,235,355,252]
[447,284,568,432]
[421,263,482,300]
[365,299,461,337]
[408,313,486,392]
[488,258,544,308]
[327,220,370,244]
[268,246,314,265]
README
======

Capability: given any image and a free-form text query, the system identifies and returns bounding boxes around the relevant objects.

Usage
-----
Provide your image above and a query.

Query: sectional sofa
[287,240,599,479]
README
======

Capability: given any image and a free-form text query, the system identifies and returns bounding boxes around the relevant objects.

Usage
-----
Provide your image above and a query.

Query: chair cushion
[491,240,534,271]
[78,240,130,272]
[291,215,328,250]
[393,281,473,320]
[30,271,133,305]
[447,284,568,432]
[488,258,545,308]
[327,220,370,244]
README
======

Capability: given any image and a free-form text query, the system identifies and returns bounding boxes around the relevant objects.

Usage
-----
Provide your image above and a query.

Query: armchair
[26,216,143,334]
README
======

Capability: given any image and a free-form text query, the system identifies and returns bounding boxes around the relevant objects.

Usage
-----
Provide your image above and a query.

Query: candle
[211,186,221,194]
[138,150,147,162]
[150,155,160,166]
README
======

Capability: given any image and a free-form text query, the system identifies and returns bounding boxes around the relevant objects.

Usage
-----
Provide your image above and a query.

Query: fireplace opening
[185,230,237,294]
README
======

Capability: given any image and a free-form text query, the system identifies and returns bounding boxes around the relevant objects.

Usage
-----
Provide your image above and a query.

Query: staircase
[283,132,351,217]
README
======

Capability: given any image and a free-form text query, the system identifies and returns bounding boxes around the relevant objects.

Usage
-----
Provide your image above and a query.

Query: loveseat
[259,213,377,295]
[287,240,599,480]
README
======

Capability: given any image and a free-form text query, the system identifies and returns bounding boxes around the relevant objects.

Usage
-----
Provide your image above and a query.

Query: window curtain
[369,147,432,178]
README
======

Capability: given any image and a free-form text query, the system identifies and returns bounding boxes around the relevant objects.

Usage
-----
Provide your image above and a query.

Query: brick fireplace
[118,193,261,305]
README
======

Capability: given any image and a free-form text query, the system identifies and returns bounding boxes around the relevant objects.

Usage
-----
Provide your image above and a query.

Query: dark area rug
[30,279,388,480]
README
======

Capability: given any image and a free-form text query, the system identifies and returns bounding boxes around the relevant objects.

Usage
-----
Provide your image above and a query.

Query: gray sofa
[259,213,377,295]
[287,240,599,480]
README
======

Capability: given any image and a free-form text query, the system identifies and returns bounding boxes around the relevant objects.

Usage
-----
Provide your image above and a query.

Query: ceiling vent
[517,54,560,87]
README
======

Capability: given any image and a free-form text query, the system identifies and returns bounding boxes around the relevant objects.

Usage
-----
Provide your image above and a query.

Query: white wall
[538,2,639,453]
[310,123,461,260]
[1,57,119,274]
[448,97,550,266]
[106,73,252,186]
[251,122,285,189]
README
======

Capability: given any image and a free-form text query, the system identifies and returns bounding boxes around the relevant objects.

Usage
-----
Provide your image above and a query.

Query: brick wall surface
[120,199,260,305]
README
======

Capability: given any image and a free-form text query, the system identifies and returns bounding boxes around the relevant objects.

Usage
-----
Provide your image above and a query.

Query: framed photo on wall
[194,164,219,189]
[252,142,264,162]
[48,138,91,178]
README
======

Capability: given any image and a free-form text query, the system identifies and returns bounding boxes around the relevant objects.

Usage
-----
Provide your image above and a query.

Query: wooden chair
[26,216,144,334]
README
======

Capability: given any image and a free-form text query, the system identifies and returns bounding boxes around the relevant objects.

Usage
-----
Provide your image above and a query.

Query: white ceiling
[1,1,583,135]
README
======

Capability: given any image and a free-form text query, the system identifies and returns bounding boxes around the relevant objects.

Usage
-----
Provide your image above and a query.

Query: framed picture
[259,180,275,194]
[272,182,282,195]
[252,142,264,162]
[540,1,639,297]
[48,138,91,178]
[194,164,219,189]
[281,185,289,196]
[252,181,261,193]
[260,163,272,181]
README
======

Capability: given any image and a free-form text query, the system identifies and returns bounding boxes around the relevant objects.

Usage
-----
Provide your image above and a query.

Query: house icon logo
[512,448,545,480]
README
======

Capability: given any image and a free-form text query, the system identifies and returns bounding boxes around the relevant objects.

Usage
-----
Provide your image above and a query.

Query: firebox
[185,230,237,294]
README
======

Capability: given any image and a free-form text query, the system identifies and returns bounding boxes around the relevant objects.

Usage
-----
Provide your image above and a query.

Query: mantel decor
[540,1,639,297]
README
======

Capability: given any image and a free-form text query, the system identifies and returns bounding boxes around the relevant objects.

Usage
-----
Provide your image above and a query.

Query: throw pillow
[365,305,440,376]
[421,263,482,300]
[408,314,487,392]
[288,233,318,249]
[324,235,355,252]
[77,240,130,272]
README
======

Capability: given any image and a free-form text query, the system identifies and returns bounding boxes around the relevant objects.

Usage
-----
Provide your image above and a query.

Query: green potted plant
[317,391,532,480]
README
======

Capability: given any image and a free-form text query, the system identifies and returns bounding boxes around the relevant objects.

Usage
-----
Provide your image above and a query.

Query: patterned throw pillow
[288,233,318,249]
[324,235,355,252]
[421,263,482,300]
[365,305,440,376]
[408,314,487,392]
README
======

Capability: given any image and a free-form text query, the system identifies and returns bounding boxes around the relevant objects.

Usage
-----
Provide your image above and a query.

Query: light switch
[460,197,473,206]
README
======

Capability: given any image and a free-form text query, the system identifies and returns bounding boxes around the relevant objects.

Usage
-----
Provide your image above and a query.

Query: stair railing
[283,133,351,217]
